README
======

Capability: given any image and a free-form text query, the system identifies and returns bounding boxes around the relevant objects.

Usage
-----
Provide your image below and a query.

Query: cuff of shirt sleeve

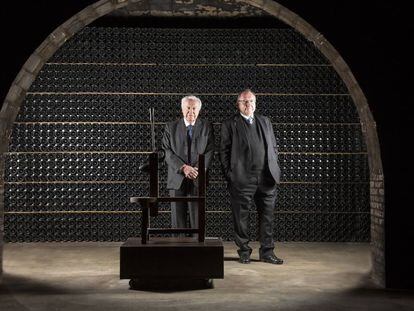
[178,164,186,174]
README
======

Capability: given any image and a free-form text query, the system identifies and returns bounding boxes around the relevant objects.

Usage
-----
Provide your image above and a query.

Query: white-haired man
[162,95,214,230]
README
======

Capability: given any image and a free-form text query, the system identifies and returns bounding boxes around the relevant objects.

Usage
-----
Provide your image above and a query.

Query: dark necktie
[187,125,193,140]
[187,125,193,163]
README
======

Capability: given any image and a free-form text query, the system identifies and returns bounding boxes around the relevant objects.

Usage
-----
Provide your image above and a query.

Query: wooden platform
[120,237,224,280]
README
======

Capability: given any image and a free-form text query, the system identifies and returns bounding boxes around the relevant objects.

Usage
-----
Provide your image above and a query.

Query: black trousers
[169,179,198,229]
[229,171,277,257]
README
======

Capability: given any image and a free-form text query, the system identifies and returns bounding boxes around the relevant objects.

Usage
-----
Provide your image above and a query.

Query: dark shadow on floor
[345,284,414,298]
[1,272,414,310]
[128,278,214,292]
[224,256,262,262]
[0,273,82,295]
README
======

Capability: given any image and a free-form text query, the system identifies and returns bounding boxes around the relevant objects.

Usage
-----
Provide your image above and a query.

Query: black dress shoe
[238,253,251,264]
[260,254,283,265]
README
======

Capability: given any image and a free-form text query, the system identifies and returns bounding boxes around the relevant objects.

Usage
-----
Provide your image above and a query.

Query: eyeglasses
[237,99,256,104]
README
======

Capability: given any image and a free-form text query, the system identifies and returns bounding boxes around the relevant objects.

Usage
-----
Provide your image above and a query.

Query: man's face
[237,92,256,117]
[182,99,200,123]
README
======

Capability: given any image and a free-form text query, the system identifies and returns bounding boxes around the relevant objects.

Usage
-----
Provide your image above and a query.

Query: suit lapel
[255,114,271,149]
[177,118,188,159]
[192,119,202,141]
[190,119,200,159]
[234,114,249,148]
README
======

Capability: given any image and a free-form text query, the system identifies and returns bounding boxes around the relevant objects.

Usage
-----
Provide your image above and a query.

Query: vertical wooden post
[149,152,158,217]
[198,154,206,242]
[142,152,159,244]
[141,204,149,244]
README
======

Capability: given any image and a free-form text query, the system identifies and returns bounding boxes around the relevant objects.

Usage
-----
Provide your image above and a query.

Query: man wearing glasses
[219,89,283,265]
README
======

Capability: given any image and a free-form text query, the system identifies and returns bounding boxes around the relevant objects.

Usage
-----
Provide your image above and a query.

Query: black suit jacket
[162,118,214,190]
[219,114,281,185]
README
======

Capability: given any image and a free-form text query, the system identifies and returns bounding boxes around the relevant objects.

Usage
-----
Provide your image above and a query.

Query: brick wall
[370,173,385,287]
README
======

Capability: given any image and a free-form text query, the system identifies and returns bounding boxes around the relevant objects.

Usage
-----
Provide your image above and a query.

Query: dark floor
[0,242,413,311]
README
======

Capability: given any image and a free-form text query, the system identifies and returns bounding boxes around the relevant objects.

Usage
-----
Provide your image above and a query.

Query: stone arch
[0,0,384,286]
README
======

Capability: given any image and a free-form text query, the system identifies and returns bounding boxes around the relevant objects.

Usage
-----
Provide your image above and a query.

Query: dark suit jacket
[162,118,214,190]
[219,113,281,185]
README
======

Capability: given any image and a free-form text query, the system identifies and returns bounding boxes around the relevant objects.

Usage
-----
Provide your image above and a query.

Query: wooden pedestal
[120,237,224,280]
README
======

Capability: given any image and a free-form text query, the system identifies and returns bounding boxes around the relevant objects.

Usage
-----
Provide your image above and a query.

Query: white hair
[181,95,202,110]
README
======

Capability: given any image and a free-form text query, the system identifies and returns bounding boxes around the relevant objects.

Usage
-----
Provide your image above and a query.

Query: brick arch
[0,0,384,286]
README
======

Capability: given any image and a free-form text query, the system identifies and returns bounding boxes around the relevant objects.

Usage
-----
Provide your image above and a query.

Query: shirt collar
[184,118,195,127]
[240,112,254,120]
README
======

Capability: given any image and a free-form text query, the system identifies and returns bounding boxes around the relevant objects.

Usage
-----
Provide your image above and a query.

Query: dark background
[0,1,411,288]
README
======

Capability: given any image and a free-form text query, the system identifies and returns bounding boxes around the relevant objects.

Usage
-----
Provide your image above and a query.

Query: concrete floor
[0,242,413,311]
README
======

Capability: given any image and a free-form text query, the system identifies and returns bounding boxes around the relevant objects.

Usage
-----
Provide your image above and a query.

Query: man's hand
[182,165,198,180]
